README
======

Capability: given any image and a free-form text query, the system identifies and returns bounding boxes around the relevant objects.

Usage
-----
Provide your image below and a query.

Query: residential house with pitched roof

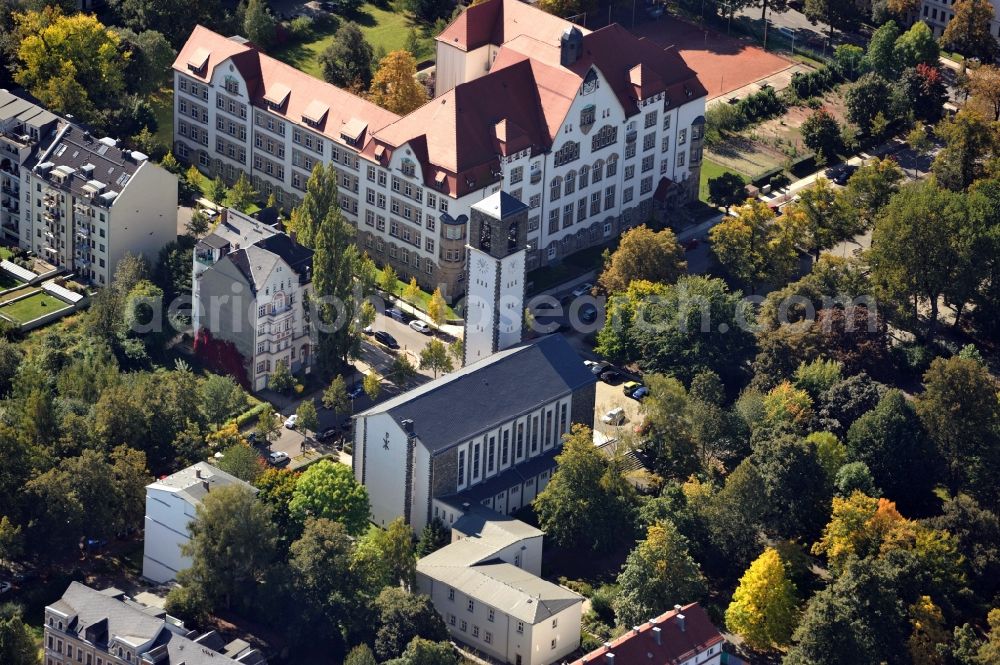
[142,462,257,584]
[43,582,267,665]
[569,603,725,665]
[192,207,314,391]
[417,504,583,665]
[172,0,706,300]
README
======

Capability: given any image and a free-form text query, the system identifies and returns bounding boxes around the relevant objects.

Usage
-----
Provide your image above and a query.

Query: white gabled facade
[142,462,255,584]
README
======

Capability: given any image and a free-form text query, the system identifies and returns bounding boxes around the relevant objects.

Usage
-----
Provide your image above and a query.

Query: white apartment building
[914,3,1000,42]
[0,90,59,245]
[172,0,706,300]
[193,208,315,391]
[142,462,256,584]
[0,90,177,284]
[417,505,583,665]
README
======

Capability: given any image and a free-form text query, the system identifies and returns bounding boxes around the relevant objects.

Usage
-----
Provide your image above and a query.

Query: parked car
[601,407,626,425]
[268,451,290,466]
[348,384,365,399]
[600,369,624,384]
[386,308,406,321]
[409,319,432,334]
[623,381,643,396]
[316,427,338,442]
[589,361,610,375]
[584,360,601,372]
[631,386,649,400]
[0,580,11,595]
[284,414,298,429]
[683,238,700,251]
[571,282,594,298]
[579,304,598,323]
[363,325,374,335]
[373,330,399,349]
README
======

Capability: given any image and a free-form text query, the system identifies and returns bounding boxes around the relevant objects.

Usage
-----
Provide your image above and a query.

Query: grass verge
[699,158,747,202]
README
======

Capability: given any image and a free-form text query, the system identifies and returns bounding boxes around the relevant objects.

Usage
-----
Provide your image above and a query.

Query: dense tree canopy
[597,225,687,294]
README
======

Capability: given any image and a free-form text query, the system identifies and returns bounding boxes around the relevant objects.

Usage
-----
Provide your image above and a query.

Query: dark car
[373,330,399,349]
[316,427,339,442]
[579,305,598,323]
[385,308,406,322]
[600,369,624,384]
[347,384,365,399]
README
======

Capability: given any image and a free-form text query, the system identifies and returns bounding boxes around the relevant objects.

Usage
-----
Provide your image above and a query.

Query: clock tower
[463,191,529,366]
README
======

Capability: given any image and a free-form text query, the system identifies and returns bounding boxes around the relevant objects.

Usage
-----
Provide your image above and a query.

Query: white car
[0,581,11,595]
[409,319,432,334]
[268,451,290,466]
[571,282,594,298]
[601,407,626,426]
[284,414,298,429]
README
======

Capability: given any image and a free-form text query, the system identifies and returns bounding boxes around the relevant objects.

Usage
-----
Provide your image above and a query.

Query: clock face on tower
[476,256,490,274]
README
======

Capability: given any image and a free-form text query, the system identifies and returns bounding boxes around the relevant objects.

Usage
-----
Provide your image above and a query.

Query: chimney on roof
[652,627,662,645]
[202,480,210,493]
[401,419,414,435]
[673,604,682,612]
[677,614,686,632]
[604,654,615,664]
[560,27,583,67]
[195,468,203,479]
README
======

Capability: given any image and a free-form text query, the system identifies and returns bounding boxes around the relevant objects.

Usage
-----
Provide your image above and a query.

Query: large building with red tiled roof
[172,0,706,300]
[570,603,726,665]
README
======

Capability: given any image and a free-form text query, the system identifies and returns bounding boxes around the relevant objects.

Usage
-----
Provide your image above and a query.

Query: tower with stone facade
[463,192,528,366]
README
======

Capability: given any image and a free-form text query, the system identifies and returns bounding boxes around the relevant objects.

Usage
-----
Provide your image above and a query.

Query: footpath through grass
[272,4,435,78]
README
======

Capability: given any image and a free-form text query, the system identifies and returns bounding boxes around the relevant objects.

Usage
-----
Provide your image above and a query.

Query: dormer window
[580,104,596,131]
[401,159,416,178]
[224,77,240,95]
[581,69,599,96]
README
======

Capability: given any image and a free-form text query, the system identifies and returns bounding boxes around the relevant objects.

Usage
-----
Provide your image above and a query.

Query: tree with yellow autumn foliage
[725,547,799,651]
[369,50,427,115]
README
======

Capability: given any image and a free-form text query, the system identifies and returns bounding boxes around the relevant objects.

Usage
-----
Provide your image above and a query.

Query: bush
[735,86,785,125]
[589,584,618,625]
[232,401,269,428]
[287,15,314,40]
[893,342,937,378]
[789,66,841,100]
[559,578,594,597]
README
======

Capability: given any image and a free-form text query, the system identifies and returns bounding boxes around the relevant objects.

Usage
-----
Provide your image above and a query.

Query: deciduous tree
[710,198,803,292]
[597,225,686,294]
[968,64,1000,121]
[227,173,257,211]
[13,8,125,121]
[374,588,448,661]
[941,0,999,61]
[419,338,453,378]
[932,110,997,191]
[289,459,370,534]
[217,443,264,483]
[427,288,446,328]
[915,357,1000,506]
[296,398,319,439]
[707,172,747,213]
[320,22,374,90]
[725,547,799,650]
[243,0,277,47]
[534,425,637,553]
[369,50,427,115]
[801,109,843,163]
[175,485,277,611]
[0,606,38,665]
[614,520,706,628]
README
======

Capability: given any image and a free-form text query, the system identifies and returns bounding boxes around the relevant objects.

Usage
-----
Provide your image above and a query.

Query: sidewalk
[385,294,464,337]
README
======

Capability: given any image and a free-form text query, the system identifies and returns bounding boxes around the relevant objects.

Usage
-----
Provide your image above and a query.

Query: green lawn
[699,158,746,203]
[0,291,72,323]
[386,277,458,320]
[150,88,174,149]
[272,4,436,78]
[0,270,23,291]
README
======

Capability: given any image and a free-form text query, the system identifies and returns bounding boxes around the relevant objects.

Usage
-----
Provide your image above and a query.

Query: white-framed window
[516,621,524,634]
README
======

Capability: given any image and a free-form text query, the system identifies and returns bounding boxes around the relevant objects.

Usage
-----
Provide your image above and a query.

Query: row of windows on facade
[456,404,568,487]
[363,210,437,252]
[46,632,130,664]
[544,185,618,234]
[549,154,619,202]
[445,605,559,650]
[363,234,436,274]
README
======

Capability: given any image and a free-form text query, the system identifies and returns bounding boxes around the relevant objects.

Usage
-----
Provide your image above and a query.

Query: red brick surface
[634,17,792,99]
